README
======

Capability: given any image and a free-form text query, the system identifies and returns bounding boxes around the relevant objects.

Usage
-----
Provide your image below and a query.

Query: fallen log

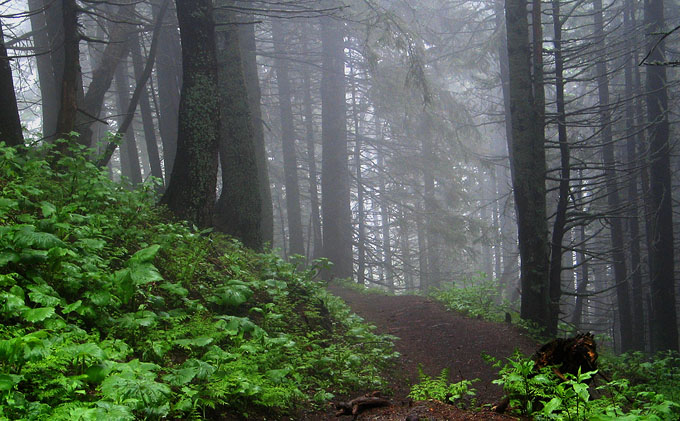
[334,391,391,417]
[493,332,598,413]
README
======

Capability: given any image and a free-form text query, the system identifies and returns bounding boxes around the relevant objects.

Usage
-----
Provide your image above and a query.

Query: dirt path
[324,285,538,420]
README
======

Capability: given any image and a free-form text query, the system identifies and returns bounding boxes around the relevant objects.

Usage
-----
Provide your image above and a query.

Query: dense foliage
[428,278,680,419]
[0,142,397,420]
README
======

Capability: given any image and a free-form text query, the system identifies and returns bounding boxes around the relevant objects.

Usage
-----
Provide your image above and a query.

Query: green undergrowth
[429,272,511,322]
[0,142,398,420]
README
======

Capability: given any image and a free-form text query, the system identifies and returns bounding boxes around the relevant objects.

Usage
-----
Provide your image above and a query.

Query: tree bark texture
[321,9,353,279]
[592,0,633,352]
[154,0,182,185]
[547,0,569,337]
[160,0,220,228]
[27,0,59,140]
[114,58,143,185]
[239,16,274,247]
[213,3,263,251]
[302,57,323,260]
[55,0,80,141]
[504,0,550,331]
[644,0,678,352]
[624,0,645,351]
[0,20,23,146]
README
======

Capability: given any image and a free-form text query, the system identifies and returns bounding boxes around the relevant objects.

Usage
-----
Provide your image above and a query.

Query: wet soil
[314,285,539,420]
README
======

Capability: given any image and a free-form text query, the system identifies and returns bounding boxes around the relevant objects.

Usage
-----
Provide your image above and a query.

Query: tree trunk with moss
[160,0,220,228]
[213,3,263,251]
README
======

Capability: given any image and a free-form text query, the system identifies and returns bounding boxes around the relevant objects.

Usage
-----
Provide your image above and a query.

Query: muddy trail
[316,285,539,420]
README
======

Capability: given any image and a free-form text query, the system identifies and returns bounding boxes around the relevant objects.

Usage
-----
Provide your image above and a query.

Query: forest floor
[300,284,539,420]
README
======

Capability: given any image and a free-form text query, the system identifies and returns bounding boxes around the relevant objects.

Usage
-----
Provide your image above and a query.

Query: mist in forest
[1,0,680,354]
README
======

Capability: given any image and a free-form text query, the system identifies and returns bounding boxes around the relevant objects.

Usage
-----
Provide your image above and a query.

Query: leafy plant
[0,141,398,419]
[408,366,478,408]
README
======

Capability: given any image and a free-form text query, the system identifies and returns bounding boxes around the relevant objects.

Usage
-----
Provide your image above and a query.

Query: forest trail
[320,285,538,420]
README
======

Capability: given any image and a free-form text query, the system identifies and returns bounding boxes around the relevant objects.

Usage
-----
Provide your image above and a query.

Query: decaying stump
[493,332,598,413]
[532,332,598,381]
[335,391,391,417]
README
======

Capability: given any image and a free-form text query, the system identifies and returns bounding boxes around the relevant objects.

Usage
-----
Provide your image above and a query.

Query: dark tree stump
[493,332,598,413]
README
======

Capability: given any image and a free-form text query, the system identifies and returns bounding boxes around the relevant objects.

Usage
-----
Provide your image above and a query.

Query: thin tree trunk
[624,0,645,351]
[272,19,304,256]
[548,0,570,336]
[27,0,59,140]
[154,0,181,185]
[114,58,143,184]
[320,7,352,279]
[351,71,366,285]
[302,55,323,260]
[239,14,274,246]
[131,31,164,184]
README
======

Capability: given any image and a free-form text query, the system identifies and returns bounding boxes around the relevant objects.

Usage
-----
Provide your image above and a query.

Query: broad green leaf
[129,245,161,264]
[129,263,163,285]
[23,306,55,322]
[0,373,23,391]
[63,299,82,313]
[28,284,62,307]
[40,201,56,218]
[160,282,188,297]
[173,336,214,349]
[14,226,65,249]
[542,397,562,414]
[0,251,20,266]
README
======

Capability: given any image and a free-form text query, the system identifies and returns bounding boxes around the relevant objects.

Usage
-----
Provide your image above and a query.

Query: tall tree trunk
[271,19,304,256]
[547,0,570,336]
[416,202,429,291]
[55,0,80,141]
[302,55,323,260]
[421,112,441,289]
[351,70,366,285]
[239,15,274,246]
[131,31,164,184]
[160,0,220,228]
[27,0,59,140]
[213,3,263,251]
[644,0,678,352]
[0,20,23,147]
[378,138,394,290]
[504,0,550,332]
[624,0,645,351]
[320,8,352,279]
[494,0,519,299]
[593,0,633,352]
[154,0,182,186]
[114,58,143,185]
